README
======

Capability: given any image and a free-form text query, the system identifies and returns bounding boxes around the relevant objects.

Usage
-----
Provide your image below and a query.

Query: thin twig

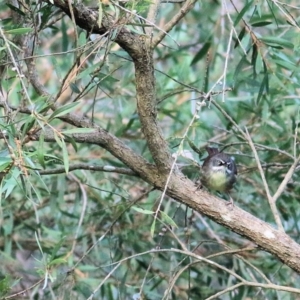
[4,279,44,299]
[245,128,284,231]
[222,27,233,102]
[152,101,206,233]
[70,188,154,270]
[270,0,300,28]
[146,0,160,37]
[110,0,179,47]
[272,154,300,203]
[86,247,300,299]
[152,0,197,48]
[0,27,33,106]
[68,173,88,255]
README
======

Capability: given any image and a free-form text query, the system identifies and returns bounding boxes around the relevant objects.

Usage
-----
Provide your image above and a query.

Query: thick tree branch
[8,0,300,274]
[133,42,173,172]
[0,99,161,183]
[44,0,173,173]
[28,129,300,273]
[167,174,300,273]
[44,0,140,58]
[30,128,165,186]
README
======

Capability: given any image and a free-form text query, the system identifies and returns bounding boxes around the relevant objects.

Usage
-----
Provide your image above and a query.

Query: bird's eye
[217,160,225,166]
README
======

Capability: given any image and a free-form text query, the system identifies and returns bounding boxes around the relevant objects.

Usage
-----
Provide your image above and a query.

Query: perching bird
[201,147,237,204]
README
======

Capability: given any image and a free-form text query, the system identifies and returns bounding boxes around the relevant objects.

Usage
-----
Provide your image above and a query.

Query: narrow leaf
[69,82,81,94]
[5,28,33,35]
[37,133,45,169]
[132,206,154,215]
[190,41,211,65]
[260,37,294,49]
[160,211,178,228]
[53,132,63,148]
[48,258,67,267]
[234,1,254,26]
[5,3,26,15]
[272,59,298,72]
[234,27,246,49]
[251,44,258,77]
[98,2,103,27]
[61,139,69,174]
[251,21,272,27]
[256,73,268,104]
[62,128,96,134]
[150,220,156,237]
[49,102,80,121]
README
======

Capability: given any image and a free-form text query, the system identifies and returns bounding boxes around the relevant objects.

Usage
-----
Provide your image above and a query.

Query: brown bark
[31,0,300,273]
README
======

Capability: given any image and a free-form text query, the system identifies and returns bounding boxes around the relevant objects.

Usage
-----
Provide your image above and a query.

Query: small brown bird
[201,147,237,204]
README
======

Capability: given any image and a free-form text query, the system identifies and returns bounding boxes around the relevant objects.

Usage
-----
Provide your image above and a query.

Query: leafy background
[0,0,300,299]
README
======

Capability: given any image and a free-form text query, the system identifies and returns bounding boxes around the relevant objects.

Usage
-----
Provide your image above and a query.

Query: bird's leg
[226,193,234,210]
[194,177,203,191]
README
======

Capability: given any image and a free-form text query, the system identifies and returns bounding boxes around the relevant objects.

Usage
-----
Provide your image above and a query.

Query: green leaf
[0,161,13,173]
[61,18,68,52]
[35,231,44,256]
[48,257,67,267]
[234,27,246,49]
[261,99,270,122]
[78,32,87,47]
[251,21,272,27]
[160,211,178,228]
[61,139,69,174]
[49,102,81,121]
[266,0,279,27]
[255,50,263,75]
[190,41,211,65]
[33,95,52,113]
[50,236,66,260]
[62,134,78,152]
[256,73,268,104]
[69,82,81,94]
[251,44,258,77]
[54,132,63,148]
[233,51,250,85]
[76,64,99,80]
[37,133,46,169]
[255,2,262,18]
[272,59,298,72]
[98,2,103,27]
[61,128,96,134]
[95,72,119,84]
[44,154,62,164]
[39,4,54,29]
[234,1,254,26]
[5,3,26,15]
[2,169,21,198]
[0,276,10,297]
[5,28,33,35]
[0,157,13,169]
[21,115,36,136]
[132,206,154,215]
[260,37,294,49]
[263,60,269,94]
[187,138,202,156]
[150,219,156,237]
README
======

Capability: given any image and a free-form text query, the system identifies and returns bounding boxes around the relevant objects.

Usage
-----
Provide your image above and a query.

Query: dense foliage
[0,0,300,299]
